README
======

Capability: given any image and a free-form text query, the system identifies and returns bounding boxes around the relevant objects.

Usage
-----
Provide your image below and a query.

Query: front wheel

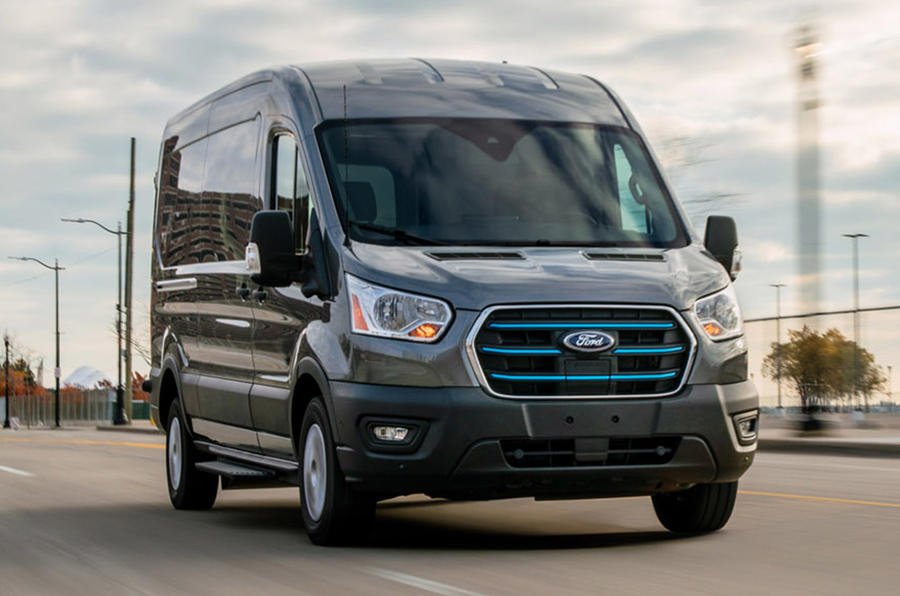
[299,397,375,546]
[166,400,218,510]
[652,481,738,534]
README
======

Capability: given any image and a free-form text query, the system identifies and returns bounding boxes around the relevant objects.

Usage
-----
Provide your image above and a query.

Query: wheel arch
[290,357,338,458]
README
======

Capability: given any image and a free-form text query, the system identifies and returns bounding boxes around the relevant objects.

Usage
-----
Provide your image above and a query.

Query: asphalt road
[1,429,898,595]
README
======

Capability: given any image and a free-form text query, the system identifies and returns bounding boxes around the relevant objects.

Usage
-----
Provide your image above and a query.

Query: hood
[341,243,730,311]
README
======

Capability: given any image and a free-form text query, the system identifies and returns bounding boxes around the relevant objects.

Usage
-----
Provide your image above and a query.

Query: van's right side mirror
[704,215,741,280]
[249,210,299,287]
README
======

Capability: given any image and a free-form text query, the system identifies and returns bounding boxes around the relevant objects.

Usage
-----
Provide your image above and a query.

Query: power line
[745,304,900,323]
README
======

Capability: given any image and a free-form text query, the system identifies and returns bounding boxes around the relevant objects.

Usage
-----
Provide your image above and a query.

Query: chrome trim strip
[464,303,698,400]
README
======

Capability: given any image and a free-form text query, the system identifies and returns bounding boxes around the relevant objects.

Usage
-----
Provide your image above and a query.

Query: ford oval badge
[561,330,616,353]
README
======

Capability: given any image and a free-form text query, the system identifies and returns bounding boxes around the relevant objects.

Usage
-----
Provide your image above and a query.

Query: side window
[272,133,310,252]
[201,118,263,262]
[157,137,207,266]
[613,144,649,234]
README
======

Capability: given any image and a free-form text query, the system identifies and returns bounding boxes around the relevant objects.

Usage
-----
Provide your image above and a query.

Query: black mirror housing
[704,215,740,280]
[250,211,298,287]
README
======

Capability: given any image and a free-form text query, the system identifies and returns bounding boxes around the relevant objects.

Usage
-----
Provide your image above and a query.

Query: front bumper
[328,379,757,500]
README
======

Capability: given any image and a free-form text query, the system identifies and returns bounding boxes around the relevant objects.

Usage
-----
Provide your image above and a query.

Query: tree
[762,326,885,411]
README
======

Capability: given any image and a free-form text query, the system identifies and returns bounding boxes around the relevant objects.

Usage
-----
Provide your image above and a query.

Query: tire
[166,400,218,510]
[652,481,738,534]
[299,397,375,546]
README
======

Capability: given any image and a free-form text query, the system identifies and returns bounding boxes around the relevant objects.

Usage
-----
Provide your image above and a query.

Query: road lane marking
[739,489,900,509]
[0,465,34,477]
[368,568,485,596]
[0,437,164,450]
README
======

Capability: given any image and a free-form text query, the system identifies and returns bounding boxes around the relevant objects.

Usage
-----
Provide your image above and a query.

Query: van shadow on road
[2,497,685,558]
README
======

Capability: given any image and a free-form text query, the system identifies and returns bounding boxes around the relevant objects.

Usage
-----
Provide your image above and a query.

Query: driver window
[272,133,310,252]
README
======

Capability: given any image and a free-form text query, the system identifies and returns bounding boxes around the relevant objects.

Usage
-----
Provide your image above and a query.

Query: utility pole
[61,217,127,424]
[8,257,65,427]
[3,334,9,429]
[124,137,136,422]
[843,233,868,411]
[770,283,786,410]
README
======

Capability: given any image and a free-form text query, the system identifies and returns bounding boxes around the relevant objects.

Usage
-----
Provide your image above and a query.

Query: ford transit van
[149,59,757,545]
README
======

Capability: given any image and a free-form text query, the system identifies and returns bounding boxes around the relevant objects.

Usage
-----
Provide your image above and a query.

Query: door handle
[252,288,268,302]
[235,285,251,300]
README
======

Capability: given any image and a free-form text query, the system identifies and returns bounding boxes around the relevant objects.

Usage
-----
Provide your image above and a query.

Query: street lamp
[3,334,9,429]
[62,218,127,425]
[842,233,868,411]
[770,283,786,410]
[8,256,65,427]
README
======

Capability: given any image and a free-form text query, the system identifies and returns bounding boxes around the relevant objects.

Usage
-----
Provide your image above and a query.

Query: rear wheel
[652,481,738,533]
[166,400,218,510]
[299,397,375,546]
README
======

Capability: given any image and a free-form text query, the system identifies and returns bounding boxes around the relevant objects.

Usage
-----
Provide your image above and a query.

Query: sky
[1,0,898,404]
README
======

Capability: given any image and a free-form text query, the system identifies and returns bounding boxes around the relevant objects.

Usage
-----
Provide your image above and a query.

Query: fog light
[371,425,410,442]
[732,410,758,445]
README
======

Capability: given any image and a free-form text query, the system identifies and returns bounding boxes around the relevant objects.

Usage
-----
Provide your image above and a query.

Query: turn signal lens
[409,323,440,339]
[703,322,723,337]
[351,294,369,331]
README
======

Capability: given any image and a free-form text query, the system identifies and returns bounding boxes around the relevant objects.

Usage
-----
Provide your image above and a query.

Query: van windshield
[317,119,687,248]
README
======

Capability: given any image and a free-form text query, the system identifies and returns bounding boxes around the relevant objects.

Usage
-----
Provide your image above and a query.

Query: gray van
[149,59,757,545]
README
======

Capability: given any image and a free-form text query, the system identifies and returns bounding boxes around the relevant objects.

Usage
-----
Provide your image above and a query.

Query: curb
[96,425,161,435]
[758,438,900,458]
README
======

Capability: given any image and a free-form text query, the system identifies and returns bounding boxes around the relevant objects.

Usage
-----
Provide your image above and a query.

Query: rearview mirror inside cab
[704,215,741,280]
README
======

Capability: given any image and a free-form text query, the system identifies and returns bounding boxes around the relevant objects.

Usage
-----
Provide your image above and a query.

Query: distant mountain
[63,366,112,389]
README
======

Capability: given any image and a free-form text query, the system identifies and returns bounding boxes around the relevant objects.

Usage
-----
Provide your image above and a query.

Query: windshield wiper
[350,221,448,246]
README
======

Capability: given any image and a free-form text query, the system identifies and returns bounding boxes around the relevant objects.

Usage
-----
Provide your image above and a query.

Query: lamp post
[842,233,868,411]
[8,257,64,427]
[3,334,9,429]
[770,283,786,410]
[62,218,127,425]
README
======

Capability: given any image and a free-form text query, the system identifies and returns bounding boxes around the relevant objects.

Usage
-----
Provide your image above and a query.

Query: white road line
[368,568,485,596]
[0,465,34,477]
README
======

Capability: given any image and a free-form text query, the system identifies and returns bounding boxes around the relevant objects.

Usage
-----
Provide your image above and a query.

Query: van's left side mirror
[249,211,299,287]
[704,215,741,280]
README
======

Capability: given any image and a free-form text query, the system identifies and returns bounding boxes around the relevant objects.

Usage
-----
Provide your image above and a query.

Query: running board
[196,460,275,479]
[194,440,299,472]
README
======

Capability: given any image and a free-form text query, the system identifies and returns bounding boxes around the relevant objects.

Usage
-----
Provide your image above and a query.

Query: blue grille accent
[612,345,685,355]
[491,371,679,382]
[480,346,563,355]
[488,322,675,330]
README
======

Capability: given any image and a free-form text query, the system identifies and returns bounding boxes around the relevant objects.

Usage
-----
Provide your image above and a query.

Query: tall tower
[795,24,822,316]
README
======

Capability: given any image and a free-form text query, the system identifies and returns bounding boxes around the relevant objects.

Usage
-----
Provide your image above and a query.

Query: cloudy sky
[1,0,898,402]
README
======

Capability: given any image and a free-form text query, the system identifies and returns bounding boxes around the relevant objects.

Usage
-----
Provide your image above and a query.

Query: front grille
[501,437,682,468]
[471,306,693,397]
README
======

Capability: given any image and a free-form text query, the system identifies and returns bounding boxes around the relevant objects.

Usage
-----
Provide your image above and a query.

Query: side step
[196,460,275,479]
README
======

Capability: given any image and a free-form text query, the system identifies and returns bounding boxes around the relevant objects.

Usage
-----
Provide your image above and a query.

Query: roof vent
[427,251,525,261]
[583,252,666,262]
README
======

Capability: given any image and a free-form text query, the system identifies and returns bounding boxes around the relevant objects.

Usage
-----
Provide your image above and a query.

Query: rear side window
[156,137,207,267]
[197,118,263,262]
[271,133,310,252]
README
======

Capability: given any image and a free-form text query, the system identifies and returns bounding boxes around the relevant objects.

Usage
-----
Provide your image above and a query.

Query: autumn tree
[763,326,885,411]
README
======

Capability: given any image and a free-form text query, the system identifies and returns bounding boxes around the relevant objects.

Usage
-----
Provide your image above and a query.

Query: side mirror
[249,211,298,287]
[704,215,741,280]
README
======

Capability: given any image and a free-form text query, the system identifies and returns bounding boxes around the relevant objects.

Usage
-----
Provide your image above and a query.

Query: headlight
[694,285,743,341]
[346,274,452,342]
